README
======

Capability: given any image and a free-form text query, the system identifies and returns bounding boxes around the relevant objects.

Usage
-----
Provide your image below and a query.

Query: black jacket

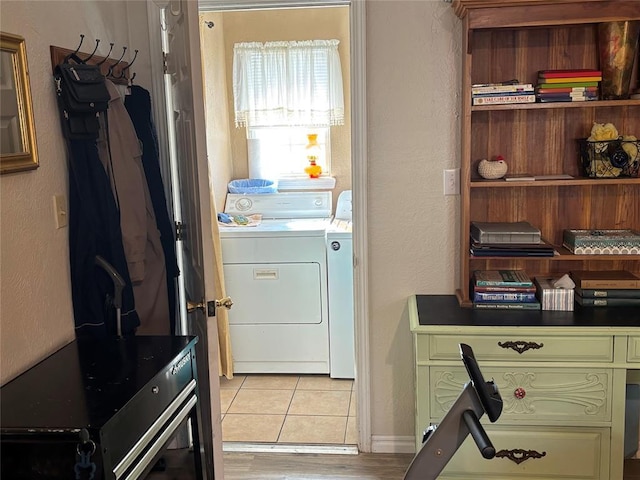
[68,139,140,336]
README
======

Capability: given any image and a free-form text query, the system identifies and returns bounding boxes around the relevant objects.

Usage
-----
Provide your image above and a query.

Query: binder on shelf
[470,221,541,244]
[570,270,640,289]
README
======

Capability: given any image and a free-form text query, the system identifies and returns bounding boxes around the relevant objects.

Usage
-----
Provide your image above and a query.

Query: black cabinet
[1,336,205,479]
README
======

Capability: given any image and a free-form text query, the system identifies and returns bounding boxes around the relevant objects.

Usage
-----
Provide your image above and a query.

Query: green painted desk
[409,294,639,479]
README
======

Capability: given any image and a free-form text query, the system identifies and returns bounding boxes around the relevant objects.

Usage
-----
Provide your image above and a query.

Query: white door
[150,1,224,478]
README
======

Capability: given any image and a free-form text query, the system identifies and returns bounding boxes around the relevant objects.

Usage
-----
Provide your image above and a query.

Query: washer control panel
[224,191,332,219]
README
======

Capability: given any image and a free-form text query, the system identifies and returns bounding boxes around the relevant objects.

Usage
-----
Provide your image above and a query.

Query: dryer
[326,190,355,378]
[219,192,332,374]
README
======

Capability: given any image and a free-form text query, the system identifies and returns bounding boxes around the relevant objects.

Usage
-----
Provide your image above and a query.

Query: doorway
[198,3,360,450]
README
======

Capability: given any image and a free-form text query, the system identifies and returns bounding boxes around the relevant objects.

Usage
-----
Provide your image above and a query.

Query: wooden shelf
[471,99,640,112]
[470,177,640,187]
[455,0,640,308]
[470,248,640,261]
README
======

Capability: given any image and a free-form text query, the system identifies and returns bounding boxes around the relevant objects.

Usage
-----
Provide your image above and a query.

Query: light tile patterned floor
[220,374,357,445]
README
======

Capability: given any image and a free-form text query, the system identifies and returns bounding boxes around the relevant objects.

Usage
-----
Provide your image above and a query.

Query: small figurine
[304,133,323,178]
[478,155,508,179]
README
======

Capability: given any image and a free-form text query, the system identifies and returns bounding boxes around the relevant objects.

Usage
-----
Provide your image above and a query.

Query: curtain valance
[233,39,345,127]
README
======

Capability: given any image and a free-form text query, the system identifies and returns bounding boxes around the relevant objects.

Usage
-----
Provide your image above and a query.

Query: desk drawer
[629,337,640,363]
[429,366,611,423]
[101,347,195,474]
[422,334,613,363]
[440,426,608,479]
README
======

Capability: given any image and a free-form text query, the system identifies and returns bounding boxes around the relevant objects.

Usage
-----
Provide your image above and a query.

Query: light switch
[444,168,460,195]
[53,195,67,228]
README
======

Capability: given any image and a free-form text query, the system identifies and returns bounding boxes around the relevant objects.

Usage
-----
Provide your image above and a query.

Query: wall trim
[199,0,348,11]
[349,0,370,454]
[371,435,417,454]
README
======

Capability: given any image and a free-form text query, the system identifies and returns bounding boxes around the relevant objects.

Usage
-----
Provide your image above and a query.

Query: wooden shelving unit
[453,0,640,306]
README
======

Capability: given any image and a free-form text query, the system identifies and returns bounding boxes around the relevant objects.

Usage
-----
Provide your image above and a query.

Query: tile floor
[220,374,357,445]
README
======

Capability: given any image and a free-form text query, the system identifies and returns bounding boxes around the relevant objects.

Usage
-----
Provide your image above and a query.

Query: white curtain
[233,40,345,128]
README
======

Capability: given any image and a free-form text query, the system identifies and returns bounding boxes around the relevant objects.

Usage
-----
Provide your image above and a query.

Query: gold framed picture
[1,32,38,174]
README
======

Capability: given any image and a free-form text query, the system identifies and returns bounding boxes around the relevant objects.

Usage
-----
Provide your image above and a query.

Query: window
[247,126,331,180]
[233,40,343,184]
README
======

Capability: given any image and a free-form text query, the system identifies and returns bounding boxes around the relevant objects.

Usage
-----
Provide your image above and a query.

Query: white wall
[0,0,147,384]
[367,0,461,448]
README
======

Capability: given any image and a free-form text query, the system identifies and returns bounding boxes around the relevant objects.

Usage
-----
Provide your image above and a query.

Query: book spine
[474,292,537,302]
[472,94,536,106]
[538,69,601,78]
[472,85,533,94]
[473,302,541,310]
[537,82,599,88]
[576,289,640,299]
[473,285,537,293]
[538,97,597,103]
[474,280,534,287]
[576,296,640,307]
[577,280,640,289]
[535,87,598,94]
[537,76,601,83]
[536,91,598,97]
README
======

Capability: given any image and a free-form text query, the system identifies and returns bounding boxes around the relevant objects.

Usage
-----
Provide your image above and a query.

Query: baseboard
[223,442,359,455]
[370,435,416,454]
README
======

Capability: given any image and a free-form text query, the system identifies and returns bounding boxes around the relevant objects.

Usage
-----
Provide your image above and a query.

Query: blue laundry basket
[227,179,277,194]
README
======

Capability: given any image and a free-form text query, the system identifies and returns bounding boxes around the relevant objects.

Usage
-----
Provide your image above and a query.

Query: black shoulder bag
[54,62,110,139]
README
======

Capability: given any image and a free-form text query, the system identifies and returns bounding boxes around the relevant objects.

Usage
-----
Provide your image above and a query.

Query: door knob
[215,296,233,310]
[186,297,233,315]
[186,300,205,314]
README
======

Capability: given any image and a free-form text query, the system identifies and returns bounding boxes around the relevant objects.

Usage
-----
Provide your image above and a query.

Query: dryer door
[223,263,323,324]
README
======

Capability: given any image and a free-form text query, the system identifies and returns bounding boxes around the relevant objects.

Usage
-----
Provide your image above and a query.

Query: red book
[538,69,602,79]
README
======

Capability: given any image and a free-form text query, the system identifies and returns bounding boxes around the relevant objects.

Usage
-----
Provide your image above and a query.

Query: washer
[219,192,332,374]
[326,190,355,379]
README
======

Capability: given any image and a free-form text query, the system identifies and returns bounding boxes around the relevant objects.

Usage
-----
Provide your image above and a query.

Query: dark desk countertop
[413,295,640,328]
[1,335,197,432]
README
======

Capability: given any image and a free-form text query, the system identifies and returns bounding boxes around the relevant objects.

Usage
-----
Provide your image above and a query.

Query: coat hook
[83,39,101,63]
[108,46,127,76]
[116,49,138,79]
[96,42,115,66]
[204,21,214,29]
[64,34,85,62]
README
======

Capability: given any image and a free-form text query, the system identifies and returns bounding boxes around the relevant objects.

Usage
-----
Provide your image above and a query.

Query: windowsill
[277,176,336,190]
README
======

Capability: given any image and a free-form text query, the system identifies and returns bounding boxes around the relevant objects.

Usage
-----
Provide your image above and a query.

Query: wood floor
[148,448,640,479]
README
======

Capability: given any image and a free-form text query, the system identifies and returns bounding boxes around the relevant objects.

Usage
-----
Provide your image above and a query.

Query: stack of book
[472,270,541,310]
[470,221,555,257]
[472,82,535,106]
[535,69,601,103]
[571,270,640,307]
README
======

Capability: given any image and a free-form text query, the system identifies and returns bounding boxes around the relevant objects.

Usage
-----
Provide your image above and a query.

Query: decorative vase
[304,133,322,178]
[598,20,640,100]
[478,156,508,180]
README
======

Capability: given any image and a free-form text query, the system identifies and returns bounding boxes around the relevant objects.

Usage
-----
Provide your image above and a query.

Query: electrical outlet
[53,195,68,228]
[444,168,460,195]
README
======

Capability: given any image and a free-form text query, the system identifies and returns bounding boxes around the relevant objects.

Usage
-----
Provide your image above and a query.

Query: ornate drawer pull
[495,449,547,464]
[514,387,526,399]
[498,341,544,354]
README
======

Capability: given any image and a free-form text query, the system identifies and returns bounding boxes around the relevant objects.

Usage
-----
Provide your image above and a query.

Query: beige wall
[0,1,147,384]
[366,0,461,443]
[218,7,352,202]
[200,12,234,212]
[0,0,461,450]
